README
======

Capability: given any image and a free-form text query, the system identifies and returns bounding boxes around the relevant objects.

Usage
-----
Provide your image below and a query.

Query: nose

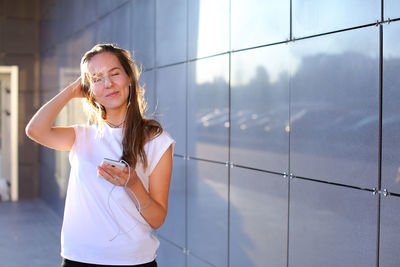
[103,75,112,88]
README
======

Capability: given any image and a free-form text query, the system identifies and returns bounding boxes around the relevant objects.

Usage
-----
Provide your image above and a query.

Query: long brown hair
[80,43,162,170]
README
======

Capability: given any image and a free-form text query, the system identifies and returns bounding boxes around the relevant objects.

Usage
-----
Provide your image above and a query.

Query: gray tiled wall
[38,0,400,266]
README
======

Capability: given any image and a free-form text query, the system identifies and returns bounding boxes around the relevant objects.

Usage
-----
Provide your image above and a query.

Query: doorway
[0,66,19,201]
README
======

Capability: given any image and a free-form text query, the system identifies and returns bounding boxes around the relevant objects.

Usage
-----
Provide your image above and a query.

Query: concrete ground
[0,200,62,267]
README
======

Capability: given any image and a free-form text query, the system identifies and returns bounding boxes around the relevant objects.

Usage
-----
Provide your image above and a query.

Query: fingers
[97,164,126,186]
[122,166,129,174]
[67,77,84,98]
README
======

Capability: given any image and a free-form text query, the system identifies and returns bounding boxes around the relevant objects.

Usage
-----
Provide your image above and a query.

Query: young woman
[26,44,175,267]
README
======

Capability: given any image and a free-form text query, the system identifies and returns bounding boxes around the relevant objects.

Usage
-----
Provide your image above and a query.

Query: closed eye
[91,74,103,83]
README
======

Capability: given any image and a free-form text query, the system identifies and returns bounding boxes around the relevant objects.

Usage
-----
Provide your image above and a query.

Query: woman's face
[87,52,130,111]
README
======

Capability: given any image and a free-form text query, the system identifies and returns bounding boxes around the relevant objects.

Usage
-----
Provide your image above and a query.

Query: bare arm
[25,78,84,151]
[98,145,173,229]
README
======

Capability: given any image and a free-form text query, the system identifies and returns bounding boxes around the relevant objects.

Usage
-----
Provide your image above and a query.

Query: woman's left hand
[97,164,133,186]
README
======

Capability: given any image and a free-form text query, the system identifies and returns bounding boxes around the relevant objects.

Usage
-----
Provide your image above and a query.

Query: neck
[105,103,129,128]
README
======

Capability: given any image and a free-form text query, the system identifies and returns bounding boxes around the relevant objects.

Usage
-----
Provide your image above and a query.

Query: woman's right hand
[68,77,85,98]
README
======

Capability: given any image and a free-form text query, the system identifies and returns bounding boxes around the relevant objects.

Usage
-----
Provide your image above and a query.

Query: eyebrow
[108,67,121,72]
[91,67,122,77]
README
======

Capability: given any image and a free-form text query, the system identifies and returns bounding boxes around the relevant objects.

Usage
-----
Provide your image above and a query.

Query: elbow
[150,209,167,229]
[152,224,161,230]
[25,123,32,138]
[151,220,164,230]
[25,122,37,140]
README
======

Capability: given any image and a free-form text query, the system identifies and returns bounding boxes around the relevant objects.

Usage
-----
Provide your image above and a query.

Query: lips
[105,91,119,97]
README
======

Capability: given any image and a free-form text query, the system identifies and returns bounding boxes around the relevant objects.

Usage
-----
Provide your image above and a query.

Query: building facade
[3,0,400,266]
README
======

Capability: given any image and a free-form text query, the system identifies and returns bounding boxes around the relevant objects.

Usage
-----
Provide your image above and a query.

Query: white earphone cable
[106,159,141,241]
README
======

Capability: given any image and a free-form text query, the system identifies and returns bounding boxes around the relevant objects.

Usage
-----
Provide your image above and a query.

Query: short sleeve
[69,124,93,162]
[70,125,83,153]
[145,131,175,176]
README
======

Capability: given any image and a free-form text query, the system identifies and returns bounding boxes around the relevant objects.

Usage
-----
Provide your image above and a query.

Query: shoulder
[145,130,175,175]
[147,130,175,151]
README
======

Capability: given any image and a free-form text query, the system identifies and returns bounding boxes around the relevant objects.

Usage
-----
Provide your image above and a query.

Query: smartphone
[101,158,126,170]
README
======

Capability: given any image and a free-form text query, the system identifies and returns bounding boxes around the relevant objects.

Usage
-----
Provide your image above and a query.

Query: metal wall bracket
[283,172,295,179]
[372,188,389,196]
[225,162,234,168]
[183,248,190,255]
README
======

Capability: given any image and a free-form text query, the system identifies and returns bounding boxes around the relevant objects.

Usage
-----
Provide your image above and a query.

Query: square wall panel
[97,3,131,49]
[39,146,66,216]
[156,64,186,156]
[19,163,39,199]
[188,54,229,162]
[292,0,380,38]
[187,160,228,267]
[39,4,59,52]
[131,0,155,69]
[157,157,186,248]
[382,22,400,195]
[231,0,290,50]
[230,168,288,267]
[289,178,378,267]
[188,0,229,59]
[2,18,38,54]
[19,90,39,126]
[3,0,39,20]
[156,0,187,66]
[379,195,400,266]
[59,0,97,39]
[49,2,69,42]
[40,49,58,92]
[156,238,185,267]
[71,0,97,34]
[384,0,400,20]
[231,44,290,173]
[63,25,97,70]
[290,27,379,188]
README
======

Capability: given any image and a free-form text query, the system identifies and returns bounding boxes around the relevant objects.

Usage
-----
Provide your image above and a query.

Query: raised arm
[25,77,84,151]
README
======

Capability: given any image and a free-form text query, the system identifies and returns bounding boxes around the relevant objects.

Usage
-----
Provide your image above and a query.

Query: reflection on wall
[289,26,379,189]
[190,0,229,59]
[231,0,290,50]
[37,0,400,266]
[188,55,229,162]
[382,21,400,197]
[292,0,380,38]
[186,160,228,267]
[230,169,288,266]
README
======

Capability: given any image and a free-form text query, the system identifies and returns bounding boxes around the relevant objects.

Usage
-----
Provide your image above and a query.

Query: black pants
[61,258,157,267]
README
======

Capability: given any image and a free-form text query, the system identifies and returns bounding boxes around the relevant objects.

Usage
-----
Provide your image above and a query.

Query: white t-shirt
[61,123,175,265]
